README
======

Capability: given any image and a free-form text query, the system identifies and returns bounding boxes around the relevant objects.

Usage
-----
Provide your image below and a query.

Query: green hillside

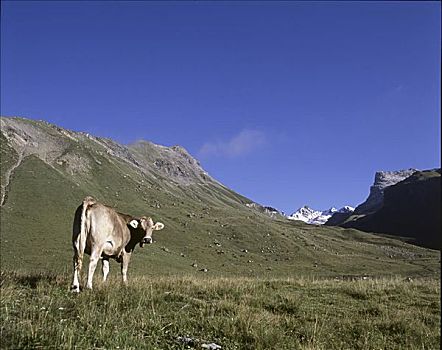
[0,116,440,280]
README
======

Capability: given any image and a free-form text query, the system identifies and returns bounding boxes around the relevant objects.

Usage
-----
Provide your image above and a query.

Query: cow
[71,196,164,292]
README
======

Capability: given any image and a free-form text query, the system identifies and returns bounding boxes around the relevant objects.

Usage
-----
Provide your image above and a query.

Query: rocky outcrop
[340,169,441,249]
[245,202,284,219]
[355,169,417,215]
[129,141,212,185]
[325,169,417,226]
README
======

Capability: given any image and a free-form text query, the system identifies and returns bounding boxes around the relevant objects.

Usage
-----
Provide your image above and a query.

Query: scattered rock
[405,277,413,282]
[338,275,372,281]
[161,247,170,253]
[191,263,198,268]
[176,337,221,349]
[177,336,196,346]
[241,249,248,253]
[200,268,208,273]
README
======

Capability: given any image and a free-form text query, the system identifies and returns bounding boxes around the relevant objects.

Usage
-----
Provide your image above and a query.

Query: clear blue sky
[1,1,440,214]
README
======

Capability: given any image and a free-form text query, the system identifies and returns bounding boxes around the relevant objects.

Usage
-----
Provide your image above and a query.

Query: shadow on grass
[0,270,62,289]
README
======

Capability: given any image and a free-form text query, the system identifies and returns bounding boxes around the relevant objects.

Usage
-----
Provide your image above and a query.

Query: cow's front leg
[102,258,110,282]
[120,253,131,286]
[86,249,101,290]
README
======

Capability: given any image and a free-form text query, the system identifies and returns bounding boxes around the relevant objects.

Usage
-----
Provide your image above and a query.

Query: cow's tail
[72,196,96,291]
[79,196,96,254]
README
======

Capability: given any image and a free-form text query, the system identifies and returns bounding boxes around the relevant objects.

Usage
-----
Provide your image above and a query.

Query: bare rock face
[354,169,417,215]
[342,169,441,250]
[245,202,284,219]
[128,141,212,185]
[325,168,418,226]
[1,117,72,161]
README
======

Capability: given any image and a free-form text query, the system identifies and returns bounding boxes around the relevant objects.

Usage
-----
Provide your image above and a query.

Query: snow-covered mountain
[288,205,354,225]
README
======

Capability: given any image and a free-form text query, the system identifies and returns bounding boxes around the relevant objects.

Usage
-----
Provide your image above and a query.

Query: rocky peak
[128,140,211,185]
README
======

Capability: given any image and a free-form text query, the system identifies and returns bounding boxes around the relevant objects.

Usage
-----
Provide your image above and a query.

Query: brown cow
[71,196,164,292]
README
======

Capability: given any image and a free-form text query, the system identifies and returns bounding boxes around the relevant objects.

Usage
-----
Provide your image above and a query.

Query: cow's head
[129,216,164,247]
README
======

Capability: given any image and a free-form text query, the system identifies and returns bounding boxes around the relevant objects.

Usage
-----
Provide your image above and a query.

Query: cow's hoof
[71,285,80,293]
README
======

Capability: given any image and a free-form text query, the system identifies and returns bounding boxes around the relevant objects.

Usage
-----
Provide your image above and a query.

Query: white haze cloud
[199,129,266,158]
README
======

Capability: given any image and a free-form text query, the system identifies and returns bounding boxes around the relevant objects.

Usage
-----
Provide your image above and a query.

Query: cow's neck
[125,230,144,253]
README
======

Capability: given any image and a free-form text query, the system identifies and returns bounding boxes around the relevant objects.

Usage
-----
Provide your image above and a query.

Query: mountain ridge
[1,116,214,187]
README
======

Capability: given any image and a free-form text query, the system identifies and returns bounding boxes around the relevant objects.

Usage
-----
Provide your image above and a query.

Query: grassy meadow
[1,271,440,349]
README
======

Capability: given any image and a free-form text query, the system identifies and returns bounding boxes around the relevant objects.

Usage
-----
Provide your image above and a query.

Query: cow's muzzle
[140,237,152,247]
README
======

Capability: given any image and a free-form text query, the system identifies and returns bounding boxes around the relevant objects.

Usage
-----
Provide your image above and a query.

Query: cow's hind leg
[102,258,110,282]
[71,243,84,293]
[71,252,82,293]
[86,248,101,290]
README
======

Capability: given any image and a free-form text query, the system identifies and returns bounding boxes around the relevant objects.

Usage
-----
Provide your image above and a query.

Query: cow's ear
[153,222,164,231]
[129,219,139,228]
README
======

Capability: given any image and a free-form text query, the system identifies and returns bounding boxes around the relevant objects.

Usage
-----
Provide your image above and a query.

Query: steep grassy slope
[0,117,440,281]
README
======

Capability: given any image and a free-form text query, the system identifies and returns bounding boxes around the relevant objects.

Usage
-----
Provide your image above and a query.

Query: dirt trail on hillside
[1,149,25,207]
